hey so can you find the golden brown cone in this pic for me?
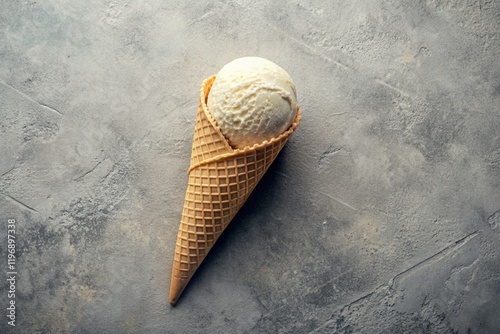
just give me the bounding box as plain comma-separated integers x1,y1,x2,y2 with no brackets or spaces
169,75,301,305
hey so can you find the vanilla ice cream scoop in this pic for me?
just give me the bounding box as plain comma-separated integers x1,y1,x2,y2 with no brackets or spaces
207,57,298,149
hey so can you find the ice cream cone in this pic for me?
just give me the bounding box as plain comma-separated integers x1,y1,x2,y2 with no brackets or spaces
169,75,301,305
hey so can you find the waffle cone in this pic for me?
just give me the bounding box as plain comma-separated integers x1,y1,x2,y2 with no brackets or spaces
169,75,301,305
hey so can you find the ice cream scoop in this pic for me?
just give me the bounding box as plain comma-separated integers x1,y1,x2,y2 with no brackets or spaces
207,57,298,149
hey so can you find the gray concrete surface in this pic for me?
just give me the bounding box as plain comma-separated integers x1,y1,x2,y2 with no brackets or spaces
1,0,499,333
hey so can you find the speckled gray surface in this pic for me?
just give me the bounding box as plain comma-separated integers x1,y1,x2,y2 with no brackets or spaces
1,0,499,333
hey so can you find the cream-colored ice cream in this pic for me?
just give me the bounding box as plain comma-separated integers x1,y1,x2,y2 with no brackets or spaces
207,57,298,149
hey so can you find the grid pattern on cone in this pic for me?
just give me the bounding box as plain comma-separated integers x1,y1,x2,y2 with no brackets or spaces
189,76,232,169
190,105,232,169
172,136,288,283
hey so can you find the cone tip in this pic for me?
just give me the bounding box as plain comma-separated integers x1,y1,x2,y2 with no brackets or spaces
169,278,184,306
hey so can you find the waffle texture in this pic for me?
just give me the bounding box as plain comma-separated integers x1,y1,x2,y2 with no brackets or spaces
169,75,301,305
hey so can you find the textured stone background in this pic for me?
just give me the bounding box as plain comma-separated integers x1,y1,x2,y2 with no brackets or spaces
1,0,499,333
